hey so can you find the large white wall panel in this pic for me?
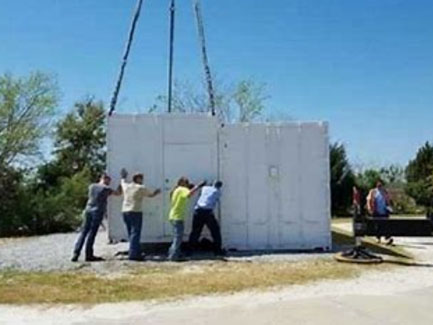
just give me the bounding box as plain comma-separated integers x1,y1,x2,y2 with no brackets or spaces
219,122,331,250
107,114,218,243
219,126,249,249
107,115,163,242
107,114,331,250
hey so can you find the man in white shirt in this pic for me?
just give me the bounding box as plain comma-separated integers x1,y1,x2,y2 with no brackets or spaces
120,168,161,261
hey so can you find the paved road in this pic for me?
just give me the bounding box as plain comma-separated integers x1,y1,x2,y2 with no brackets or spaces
2,285,433,325
81,287,433,325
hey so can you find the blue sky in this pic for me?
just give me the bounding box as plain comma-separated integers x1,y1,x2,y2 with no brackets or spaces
1,0,432,167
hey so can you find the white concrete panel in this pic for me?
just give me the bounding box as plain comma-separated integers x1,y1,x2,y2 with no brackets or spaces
107,115,163,242
163,114,216,144
107,114,218,243
219,122,330,250
278,124,303,248
265,126,284,249
299,122,331,249
246,126,269,249
219,125,249,249
107,114,331,251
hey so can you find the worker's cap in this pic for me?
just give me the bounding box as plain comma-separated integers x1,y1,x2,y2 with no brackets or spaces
100,173,111,180
132,173,144,182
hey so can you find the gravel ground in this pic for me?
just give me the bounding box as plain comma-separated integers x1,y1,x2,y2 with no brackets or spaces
0,230,130,272
1,222,431,273
1,237,433,324
0,230,332,272
2,225,433,324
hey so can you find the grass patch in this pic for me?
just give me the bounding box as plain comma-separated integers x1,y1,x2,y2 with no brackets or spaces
331,217,352,224
0,259,384,305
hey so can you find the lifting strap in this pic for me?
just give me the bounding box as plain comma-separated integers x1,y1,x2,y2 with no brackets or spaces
192,0,216,116
108,0,216,117
109,0,144,116
167,0,176,113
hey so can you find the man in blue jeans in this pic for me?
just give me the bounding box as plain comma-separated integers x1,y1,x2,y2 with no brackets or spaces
72,174,121,262
189,181,224,255
168,177,205,261
120,168,161,261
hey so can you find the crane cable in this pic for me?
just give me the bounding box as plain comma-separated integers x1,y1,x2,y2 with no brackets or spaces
109,0,216,117
108,0,144,116
167,0,176,113
192,0,216,116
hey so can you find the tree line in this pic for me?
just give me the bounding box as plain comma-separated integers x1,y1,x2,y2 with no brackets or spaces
330,142,433,216
1,72,432,237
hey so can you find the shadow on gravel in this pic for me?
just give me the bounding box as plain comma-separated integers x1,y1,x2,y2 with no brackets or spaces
382,259,433,268
332,228,413,259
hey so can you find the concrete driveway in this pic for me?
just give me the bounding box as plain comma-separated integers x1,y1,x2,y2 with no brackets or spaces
91,287,433,325
2,285,433,325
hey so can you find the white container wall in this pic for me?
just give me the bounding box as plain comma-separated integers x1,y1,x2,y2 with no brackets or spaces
107,114,218,243
219,123,331,250
107,114,331,251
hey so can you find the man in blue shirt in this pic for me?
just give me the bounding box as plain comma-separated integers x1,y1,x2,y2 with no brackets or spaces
189,181,224,255
367,180,393,245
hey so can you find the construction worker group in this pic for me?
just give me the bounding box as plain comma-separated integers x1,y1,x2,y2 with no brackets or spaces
71,169,223,262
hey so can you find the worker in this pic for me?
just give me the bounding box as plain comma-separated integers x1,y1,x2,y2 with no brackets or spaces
168,177,205,261
120,168,161,261
189,181,224,255
367,180,393,245
71,173,121,262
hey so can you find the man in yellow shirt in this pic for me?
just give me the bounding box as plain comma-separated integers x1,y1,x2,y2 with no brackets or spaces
168,177,205,261
120,168,161,261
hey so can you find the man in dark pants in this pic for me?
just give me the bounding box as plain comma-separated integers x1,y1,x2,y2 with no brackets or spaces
72,174,121,262
367,180,394,245
189,181,224,255
120,168,161,261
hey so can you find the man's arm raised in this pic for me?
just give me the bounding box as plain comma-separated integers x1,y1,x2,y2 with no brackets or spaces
187,180,206,198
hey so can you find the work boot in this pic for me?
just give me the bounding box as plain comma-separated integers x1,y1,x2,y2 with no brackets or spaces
214,248,227,257
85,255,105,262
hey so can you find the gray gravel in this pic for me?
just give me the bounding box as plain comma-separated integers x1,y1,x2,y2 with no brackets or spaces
0,230,131,272
0,230,332,273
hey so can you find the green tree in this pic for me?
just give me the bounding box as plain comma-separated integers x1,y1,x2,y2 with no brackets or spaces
28,168,92,234
24,99,107,236
0,72,58,166
379,164,405,185
0,72,58,236
355,169,382,191
149,79,269,123
38,98,106,188
233,80,268,122
329,142,355,215
353,166,418,215
405,142,433,209
0,166,25,236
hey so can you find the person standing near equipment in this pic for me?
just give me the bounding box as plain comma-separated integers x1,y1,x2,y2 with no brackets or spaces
189,181,224,255
120,168,161,261
72,174,121,262
168,177,205,261
367,180,393,245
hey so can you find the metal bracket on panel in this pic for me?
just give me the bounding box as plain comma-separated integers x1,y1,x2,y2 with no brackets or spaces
268,165,279,179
